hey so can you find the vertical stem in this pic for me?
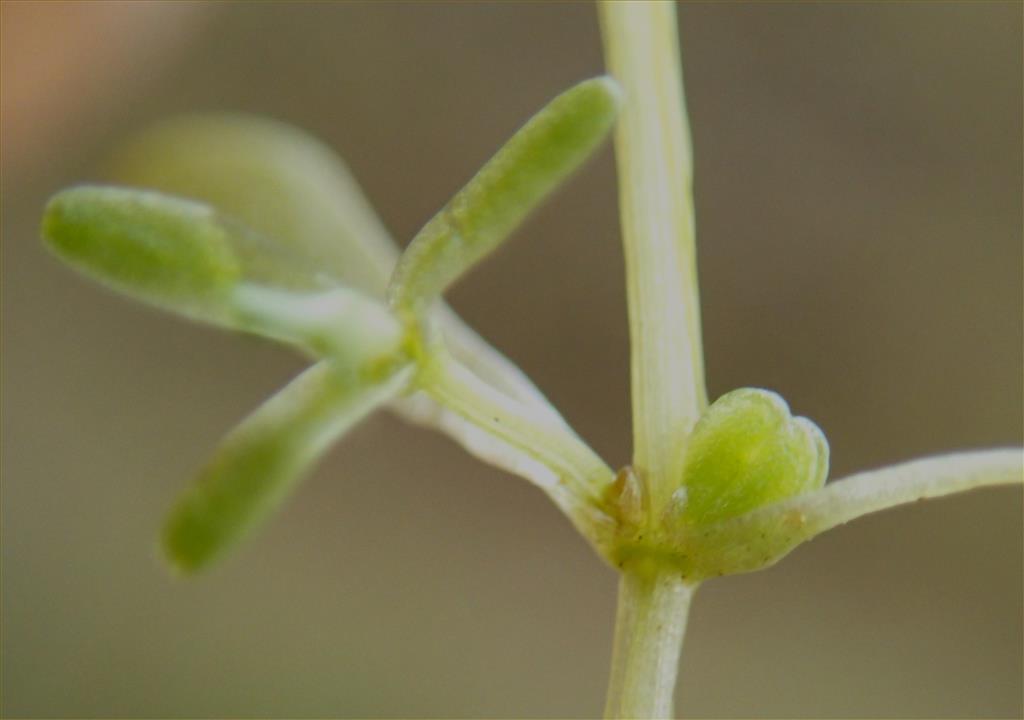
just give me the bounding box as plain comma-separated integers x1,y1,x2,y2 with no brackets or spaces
599,0,707,516
600,2,703,715
605,566,696,719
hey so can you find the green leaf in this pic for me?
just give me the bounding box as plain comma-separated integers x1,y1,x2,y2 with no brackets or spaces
164,359,412,573
44,186,240,325
106,115,577,402
107,114,583,413
108,114,399,298
387,76,622,315
42,185,340,329
676,388,829,526
101,113,611,515
678,448,1022,579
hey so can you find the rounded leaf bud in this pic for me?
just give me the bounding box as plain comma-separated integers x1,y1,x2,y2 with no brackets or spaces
678,388,829,526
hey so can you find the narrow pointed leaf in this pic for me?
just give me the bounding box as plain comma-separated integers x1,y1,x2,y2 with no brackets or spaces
388,76,622,315
164,359,412,573
677,448,1022,579
109,114,398,297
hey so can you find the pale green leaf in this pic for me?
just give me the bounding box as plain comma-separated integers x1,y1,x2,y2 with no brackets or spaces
102,115,607,500
109,114,573,415
44,186,322,321
675,448,1022,579
43,186,240,322
109,114,398,297
164,359,412,573
43,185,345,329
387,76,622,315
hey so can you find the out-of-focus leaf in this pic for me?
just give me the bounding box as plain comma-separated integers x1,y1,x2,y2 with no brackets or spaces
164,359,412,573
109,114,568,412
102,116,607,504
109,114,398,297
388,76,621,315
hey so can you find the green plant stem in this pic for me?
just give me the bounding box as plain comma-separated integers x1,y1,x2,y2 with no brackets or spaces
599,2,705,715
605,566,696,719
599,0,706,517
420,346,616,542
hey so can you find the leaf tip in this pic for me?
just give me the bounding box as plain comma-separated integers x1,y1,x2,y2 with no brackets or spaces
41,185,243,318
160,507,215,577
593,74,624,112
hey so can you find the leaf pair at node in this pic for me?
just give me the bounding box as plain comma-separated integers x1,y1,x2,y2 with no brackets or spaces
43,77,623,572
608,387,1020,581
41,71,1022,583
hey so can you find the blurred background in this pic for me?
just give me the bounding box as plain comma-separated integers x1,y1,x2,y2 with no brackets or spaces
2,1,1021,717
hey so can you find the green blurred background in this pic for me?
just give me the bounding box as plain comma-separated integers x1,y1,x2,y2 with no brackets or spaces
2,1,1021,717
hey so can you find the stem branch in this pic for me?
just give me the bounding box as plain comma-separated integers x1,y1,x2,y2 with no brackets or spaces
420,346,616,544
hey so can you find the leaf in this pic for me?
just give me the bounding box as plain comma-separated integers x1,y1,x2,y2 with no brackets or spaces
103,115,607,501
43,185,347,330
676,448,1023,579
676,388,828,525
109,114,572,412
387,76,622,315
108,114,398,297
164,359,412,573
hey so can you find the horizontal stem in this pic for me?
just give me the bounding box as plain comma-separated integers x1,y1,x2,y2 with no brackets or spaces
678,448,1024,578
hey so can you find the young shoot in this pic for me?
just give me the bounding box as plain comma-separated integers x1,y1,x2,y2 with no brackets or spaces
41,4,1022,717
